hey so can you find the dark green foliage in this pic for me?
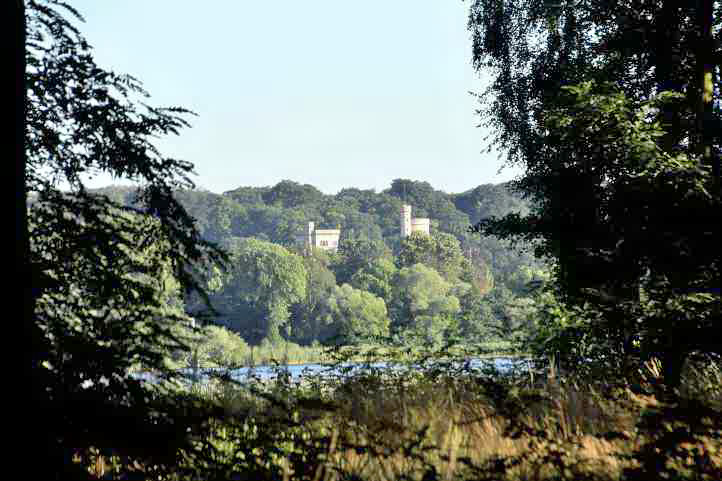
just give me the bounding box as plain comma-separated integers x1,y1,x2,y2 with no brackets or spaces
223,185,270,205
85,185,138,206
212,237,307,344
24,1,226,475
334,237,393,285
349,257,397,306
290,249,339,344
458,292,497,341
173,189,246,244
622,396,722,480
397,232,437,270
390,264,467,345
452,182,531,225
468,0,721,389
261,179,325,209
398,231,469,282
316,284,391,345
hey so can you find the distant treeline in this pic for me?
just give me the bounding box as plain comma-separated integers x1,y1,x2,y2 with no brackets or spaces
89,179,548,348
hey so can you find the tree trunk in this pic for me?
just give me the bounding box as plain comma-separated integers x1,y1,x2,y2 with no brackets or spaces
696,0,718,179
16,1,52,477
655,1,684,155
15,0,28,364
661,348,686,395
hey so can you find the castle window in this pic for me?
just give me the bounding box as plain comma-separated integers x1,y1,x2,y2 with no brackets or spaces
320,240,328,247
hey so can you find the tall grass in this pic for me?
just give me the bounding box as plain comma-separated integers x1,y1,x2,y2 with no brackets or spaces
79,353,722,480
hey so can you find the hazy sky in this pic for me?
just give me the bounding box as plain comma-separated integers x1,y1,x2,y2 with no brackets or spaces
69,0,521,195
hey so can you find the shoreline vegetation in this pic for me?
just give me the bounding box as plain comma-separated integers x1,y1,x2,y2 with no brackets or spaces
89,353,722,480
129,341,525,373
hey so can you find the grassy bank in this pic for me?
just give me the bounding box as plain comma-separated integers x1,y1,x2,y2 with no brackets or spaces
82,354,721,480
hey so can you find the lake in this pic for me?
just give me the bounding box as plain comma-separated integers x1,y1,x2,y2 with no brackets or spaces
131,357,534,386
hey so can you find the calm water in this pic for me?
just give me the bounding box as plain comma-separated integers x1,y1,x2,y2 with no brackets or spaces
131,357,533,385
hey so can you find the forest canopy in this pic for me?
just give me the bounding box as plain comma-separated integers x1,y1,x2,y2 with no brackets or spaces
90,179,546,349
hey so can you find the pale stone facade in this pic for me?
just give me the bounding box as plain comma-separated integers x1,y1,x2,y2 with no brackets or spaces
400,204,430,238
297,221,341,252
401,205,412,238
297,205,427,252
410,217,430,235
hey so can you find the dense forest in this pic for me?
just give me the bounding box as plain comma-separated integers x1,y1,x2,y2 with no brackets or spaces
88,179,546,351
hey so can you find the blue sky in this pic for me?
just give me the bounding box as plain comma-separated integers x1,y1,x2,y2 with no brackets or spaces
70,0,521,195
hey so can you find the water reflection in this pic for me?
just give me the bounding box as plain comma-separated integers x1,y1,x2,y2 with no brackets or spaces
131,357,533,385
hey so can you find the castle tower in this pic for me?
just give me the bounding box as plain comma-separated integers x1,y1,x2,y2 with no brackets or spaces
401,204,412,238
307,221,315,248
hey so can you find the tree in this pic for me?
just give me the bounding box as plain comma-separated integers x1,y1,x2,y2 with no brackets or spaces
195,177,541,301
452,182,531,225
468,0,721,387
290,248,338,344
223,185,270,205
486,285,536,343
173,189,247,244
317,284,390,345
458,293,496,342
349,257,398,306
24,2,225,475
397,231,436,269
215,237,307,344
335,187,379,213
397,232,467,281
391,264,467,346
165,323,250,370
262,179,326,208
333,237,392,285
463,247,495,295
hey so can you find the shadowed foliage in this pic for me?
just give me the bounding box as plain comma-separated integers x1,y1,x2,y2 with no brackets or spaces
23,1,229,477
468,0,721,390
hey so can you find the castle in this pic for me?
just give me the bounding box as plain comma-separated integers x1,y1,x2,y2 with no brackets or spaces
400,204,430,238
296,222,341,252
297,203,429,253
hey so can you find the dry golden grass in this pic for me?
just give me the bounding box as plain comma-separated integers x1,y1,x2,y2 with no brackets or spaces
268,370,636,480
75,357,722,480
